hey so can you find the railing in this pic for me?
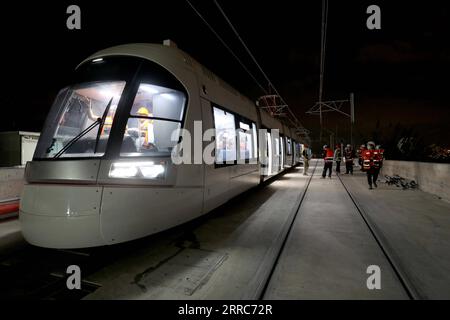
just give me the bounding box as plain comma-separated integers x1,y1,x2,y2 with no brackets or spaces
0,198,20,220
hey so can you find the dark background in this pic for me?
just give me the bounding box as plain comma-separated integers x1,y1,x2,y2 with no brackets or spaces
0,0,449,161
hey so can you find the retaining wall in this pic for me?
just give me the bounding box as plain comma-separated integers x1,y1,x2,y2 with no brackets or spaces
0,167,25,201
382,160,450,203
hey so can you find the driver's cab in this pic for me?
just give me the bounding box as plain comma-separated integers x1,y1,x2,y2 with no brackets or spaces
28,55,187,184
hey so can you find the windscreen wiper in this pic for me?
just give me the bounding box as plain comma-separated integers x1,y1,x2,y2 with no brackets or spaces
53,97,113,159
94,97,114,154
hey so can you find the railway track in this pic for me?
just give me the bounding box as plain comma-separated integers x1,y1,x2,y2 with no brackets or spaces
336,173,422,299
258,161,318,299
1,161,420,300
261,161,422,299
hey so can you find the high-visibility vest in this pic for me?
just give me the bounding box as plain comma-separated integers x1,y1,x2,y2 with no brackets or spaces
358,147,366,158
362,150,373,171
345,150,354,162
373,149,384,168
324,148,334,163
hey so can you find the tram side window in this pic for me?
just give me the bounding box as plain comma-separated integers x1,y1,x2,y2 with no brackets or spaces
120,83,186,157
252,123,258,159
213,107,237,164
287,138,292,155
238,121,253,161
275,137,280,155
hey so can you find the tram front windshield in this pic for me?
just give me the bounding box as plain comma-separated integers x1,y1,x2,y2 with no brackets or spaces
34,56,187,160
38,81,126,158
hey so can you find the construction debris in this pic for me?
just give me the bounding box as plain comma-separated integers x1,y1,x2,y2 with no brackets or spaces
384,175,418,190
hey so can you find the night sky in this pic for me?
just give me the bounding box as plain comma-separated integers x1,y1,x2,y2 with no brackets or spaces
1,1,449,155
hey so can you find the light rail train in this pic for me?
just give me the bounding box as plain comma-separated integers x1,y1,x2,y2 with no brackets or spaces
20,41,305,248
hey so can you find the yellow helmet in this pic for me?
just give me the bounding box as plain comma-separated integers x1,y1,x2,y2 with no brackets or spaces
105,115,113,125
137,107,149,116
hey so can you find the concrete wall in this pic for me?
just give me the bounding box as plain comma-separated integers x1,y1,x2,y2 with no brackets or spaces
0,167,25,201
382,160,450,203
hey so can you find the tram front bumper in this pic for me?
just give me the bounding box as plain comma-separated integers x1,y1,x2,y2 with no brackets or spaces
19,184,105,248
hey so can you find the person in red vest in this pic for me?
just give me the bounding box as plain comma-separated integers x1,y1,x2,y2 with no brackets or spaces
357,144,366,170
362,141,380,189
321,144,334,179
375,145,384,168
344,144,355,174
334,144,342,174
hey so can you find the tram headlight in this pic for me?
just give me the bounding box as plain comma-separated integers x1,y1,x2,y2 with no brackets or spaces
109,161,166,179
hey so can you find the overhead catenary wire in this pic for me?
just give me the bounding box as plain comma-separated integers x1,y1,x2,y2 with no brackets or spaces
213,0,304,127
318,0,329,140
185,0,269,95
213,1,279,99
187,0,308,136
319,0,329,105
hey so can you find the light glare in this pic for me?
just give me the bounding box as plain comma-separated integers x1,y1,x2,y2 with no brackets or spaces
140,84,159,94
109,162,165,179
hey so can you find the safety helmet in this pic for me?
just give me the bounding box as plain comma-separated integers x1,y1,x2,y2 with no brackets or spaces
346,144,351,148
136,107,149,116
367,141,375,149
323,144,328,149
376,145,381,149
361,144,365,148
105,115,113,125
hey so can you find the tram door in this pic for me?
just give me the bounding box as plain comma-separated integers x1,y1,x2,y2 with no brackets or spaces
273,136,279,174
267,132,273,176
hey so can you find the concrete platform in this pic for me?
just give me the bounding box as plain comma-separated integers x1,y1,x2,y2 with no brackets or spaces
84,160,450,300
263,165,408,299
84,165,314,299
340,170,450,299
0,218,26,256
5,159,448,299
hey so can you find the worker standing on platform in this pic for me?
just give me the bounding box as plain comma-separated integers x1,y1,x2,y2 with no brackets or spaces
344,144,355,174
357,144,366,170
321,144,334,179
302,144,312,176
375,145,384,169
334,144,342,174
362,141,380,189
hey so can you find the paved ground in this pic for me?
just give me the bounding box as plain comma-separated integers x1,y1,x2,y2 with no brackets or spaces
340,169,450,299
82,161,450,299
2,160,449,299
85,165,314,299
0,218,25,256
263,164,408,299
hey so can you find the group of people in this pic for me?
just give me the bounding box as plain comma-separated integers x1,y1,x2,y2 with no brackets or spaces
357,142,385,189
320,143,358,179
301,141,384,190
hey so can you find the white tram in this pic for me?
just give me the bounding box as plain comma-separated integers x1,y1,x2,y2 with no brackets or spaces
20,42,304,248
